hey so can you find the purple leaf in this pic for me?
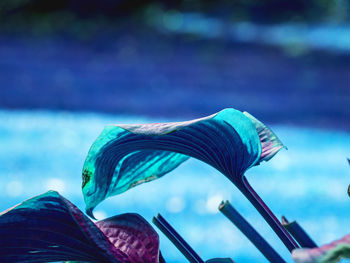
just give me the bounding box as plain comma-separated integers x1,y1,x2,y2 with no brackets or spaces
0,191,161,263
96,214,160,263
292,234,350,263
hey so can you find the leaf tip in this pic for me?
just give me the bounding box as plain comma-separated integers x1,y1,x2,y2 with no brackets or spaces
243,111,286,164
86,207,96,220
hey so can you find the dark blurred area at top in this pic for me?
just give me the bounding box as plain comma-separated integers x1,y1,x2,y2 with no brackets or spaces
0,0,349,129
1,0,350,34
2,0,350,25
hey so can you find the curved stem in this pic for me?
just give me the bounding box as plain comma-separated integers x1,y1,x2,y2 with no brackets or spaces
237,176,299,252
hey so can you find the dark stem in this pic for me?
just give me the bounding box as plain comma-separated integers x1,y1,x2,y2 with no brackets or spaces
159,251,167,263
236,176,299,252
219,200,286,263
153,214,204,263
281,216,317,248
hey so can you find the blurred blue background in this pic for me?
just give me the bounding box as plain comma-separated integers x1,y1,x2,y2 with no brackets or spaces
0,1,349,262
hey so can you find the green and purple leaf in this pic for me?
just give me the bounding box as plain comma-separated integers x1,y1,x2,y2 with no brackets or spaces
82,108,284,216
0,191,162,263
292,234,350,263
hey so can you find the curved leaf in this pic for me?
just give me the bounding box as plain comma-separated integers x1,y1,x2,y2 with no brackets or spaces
0,191,161,263
0,191,116,262
96,213,161,263
82,108,284,215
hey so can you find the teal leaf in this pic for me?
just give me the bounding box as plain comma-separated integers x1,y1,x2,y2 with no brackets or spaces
82,108,284,215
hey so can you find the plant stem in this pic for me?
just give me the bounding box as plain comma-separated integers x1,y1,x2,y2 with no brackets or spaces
281,216,317,248
219,200,286,263
236,176,299,252
153,214,204,263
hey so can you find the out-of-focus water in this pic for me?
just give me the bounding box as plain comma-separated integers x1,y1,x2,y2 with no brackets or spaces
0,110,349,263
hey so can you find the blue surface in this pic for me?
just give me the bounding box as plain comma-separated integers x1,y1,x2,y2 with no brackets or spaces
1,34,349,130
0,109,349,262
